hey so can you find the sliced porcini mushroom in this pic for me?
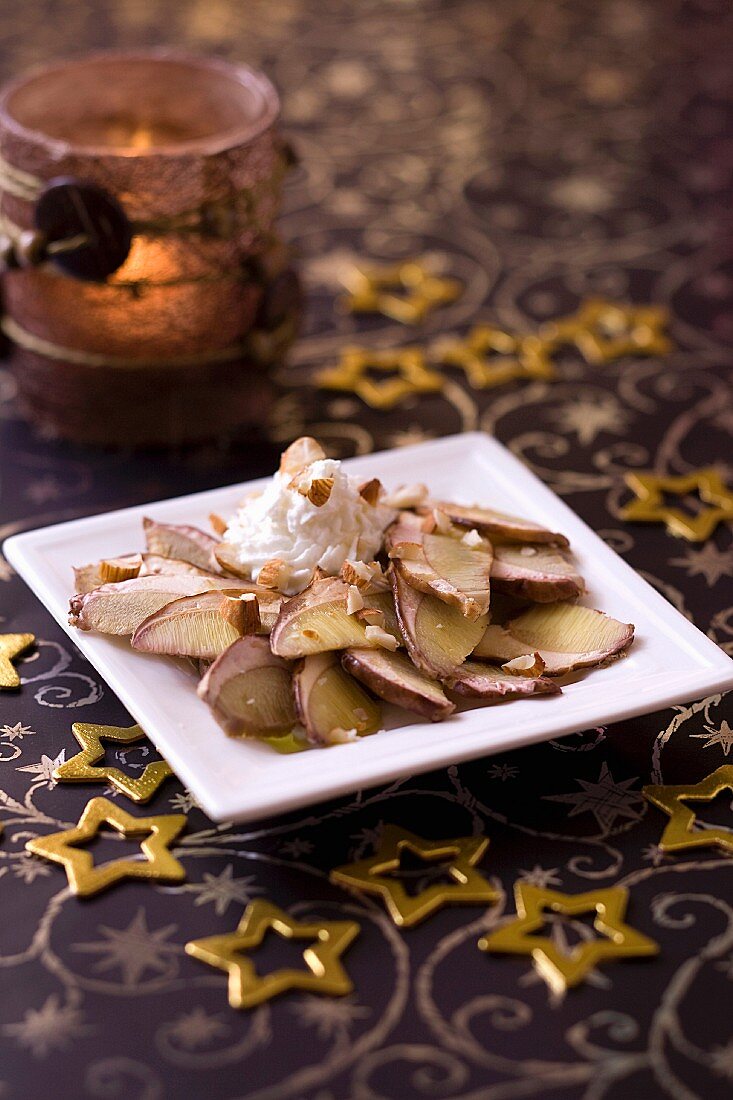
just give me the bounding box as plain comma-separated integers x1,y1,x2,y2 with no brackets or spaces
270,576,400,659
73,553,145,594
387,521,492,621
197,636,296,738
140,554,222,579
143,517,221,572
342,647,455,721
423,501,569,548
491,544,584,602
279,436,327,477
131,590,251,659
293,651,381,744
390,566,488,679
473,603,634,675
69,574,246,635
363,589,403,644
99,554,142,584
445,660,561,700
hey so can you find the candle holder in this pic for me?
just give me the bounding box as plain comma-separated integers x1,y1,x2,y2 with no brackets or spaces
0,50,300,446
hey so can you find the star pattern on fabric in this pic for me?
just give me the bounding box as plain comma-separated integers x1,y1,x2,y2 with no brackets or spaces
670,542,733,585
185,899,360,1009
691,721,733,757
316,345,444,408
543,763,644,832
342,259,462,324
3,995,91,1059
72,908,180,988
175,865,265,916
549,395,630,444
642,765,733,854
53,722,173,803
0,633,35,690
540,299,672,363
479,883,658,995
25,796,187,897
330,824,498,927
431,325,555,389
621,467,733,542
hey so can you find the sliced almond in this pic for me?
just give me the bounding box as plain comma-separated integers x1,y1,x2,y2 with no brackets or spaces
279,436,327,477
197,636,295,738
445,660,561,700
387,521,492,621
293,651,382,744
257,558,291,590
423,502,569,548
491,544,584,602
99,554,142,584
391,566,487,679
364,624,399,651
143,517,221,572
342,648,455,721
131,590,250,659
290,469,335,507
209,513,228,536
346,585,365,615
501,652,546,677
358,478,383,506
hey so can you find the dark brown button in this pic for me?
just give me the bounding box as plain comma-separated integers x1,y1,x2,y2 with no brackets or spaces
34,177,132,281
256,269,302,331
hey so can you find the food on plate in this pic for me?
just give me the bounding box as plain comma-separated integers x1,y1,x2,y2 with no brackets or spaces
68,436,635,750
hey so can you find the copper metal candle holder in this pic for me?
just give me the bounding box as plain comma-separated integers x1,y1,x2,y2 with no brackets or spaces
0,50,300,446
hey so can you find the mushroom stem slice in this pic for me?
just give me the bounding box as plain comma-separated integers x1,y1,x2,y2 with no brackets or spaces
424,501,569,548
69,574,244,635
198,636,296,738
390,566,488,679
446,660,561,699
491,545,584,602
143,517,221,572
387,522,492,621
293,651,382,745
131,590,252,659
342,647,455,721
270,576,401,658
503,603,635,675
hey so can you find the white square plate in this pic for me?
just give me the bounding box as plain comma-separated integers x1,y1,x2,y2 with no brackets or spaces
5,432,733,823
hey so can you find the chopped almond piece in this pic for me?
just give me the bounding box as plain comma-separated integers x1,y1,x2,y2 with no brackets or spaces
501,652,546,677
346,585,365,615
290,469,335,507
99,554,143,584
239,593,262,635
382,483,429,509
364,624,399,651
258,558,291,590
279,436,327,477
209,513,228,536
358,478,383,506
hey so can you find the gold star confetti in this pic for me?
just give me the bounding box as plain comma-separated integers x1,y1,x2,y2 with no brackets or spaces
431,326,556,389
25,796,187,897
620,467,733,541
643,765,733,854
0,633,35,690
540,299,672,364
479,883,658,995
342,259,462,324
54,722,173,803
316,346,444,409
186,899,359,1009
330,824,498,928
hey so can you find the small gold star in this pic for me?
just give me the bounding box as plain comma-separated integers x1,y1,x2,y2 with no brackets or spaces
25,796,187,897
540,299,672,364
316,346,444,409
342,259,462,324
643,765,733,854
431,326,556,389
479,883,658,995
329,824,498,928
54,723,173,803
0,633,35,690
620,467,733,541
186,899,359,1009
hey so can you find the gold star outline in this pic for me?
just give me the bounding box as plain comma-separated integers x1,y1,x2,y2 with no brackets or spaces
431,326,556,389
0,633,35,690
621,467,733,541
479,883,658,995
54,722,173,803
643,765,733,854
342,259,462,324
539,298,672,364
25,796,187,897
186,899,360,1009
329,824,498,928
316,346,444,409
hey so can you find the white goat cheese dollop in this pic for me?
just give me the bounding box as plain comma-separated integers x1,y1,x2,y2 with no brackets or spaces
223,459,395,594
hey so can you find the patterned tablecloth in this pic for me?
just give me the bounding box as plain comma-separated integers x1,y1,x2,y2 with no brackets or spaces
1,2,732,1097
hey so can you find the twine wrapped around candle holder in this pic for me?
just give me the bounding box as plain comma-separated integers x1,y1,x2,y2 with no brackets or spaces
0,50,300,446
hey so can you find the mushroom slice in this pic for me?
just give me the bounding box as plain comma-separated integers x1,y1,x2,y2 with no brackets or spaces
270,576,372,658
198,636,296,738
387,522,491,621
391,567,487,679
446,661,561,700
502,603,634,675
140,554,222,579
363,589,403,644
69,574,242,635
425,501,569,548
472,624,534,664
293,651,381,745
131,590,251,659
143,517,221,572
342,647,455,722
491,545,584,602
73,553,145,594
